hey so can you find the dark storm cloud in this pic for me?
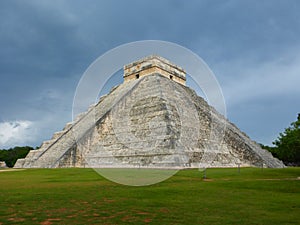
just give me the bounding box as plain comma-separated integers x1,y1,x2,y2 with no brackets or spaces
0,1,85,77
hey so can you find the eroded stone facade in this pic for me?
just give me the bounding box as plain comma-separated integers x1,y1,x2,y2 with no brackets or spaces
0,161,7,168
14,56,285,169
123,55,186,85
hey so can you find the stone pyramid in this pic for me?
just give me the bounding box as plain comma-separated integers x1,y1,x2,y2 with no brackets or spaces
15,56,284,169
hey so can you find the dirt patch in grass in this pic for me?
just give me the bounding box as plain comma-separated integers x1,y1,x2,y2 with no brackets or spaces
7,217,25,222
40,218,62,225
144,218,152,223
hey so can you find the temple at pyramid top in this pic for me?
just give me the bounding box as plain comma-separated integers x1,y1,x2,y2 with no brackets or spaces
123,55,186,85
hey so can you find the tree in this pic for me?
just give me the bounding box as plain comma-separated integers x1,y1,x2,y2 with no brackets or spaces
0,146,34,167
272,114,300,165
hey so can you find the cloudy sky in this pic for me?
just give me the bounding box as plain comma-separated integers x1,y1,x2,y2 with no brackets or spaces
0,0,299,149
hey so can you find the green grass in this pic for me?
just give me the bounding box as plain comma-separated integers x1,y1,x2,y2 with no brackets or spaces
0,167,299,224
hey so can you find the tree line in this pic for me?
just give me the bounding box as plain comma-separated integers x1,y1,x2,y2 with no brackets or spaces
0,146,34,167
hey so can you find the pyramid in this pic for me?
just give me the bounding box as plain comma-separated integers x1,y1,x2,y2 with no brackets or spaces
14,56,284,169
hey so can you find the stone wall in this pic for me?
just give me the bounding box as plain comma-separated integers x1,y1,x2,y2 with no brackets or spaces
0,161,7,168
123,55,186,85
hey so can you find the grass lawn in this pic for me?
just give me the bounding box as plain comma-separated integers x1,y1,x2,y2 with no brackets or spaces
0,167,299,224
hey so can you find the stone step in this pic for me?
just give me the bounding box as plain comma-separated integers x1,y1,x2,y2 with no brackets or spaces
26,78,143,168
